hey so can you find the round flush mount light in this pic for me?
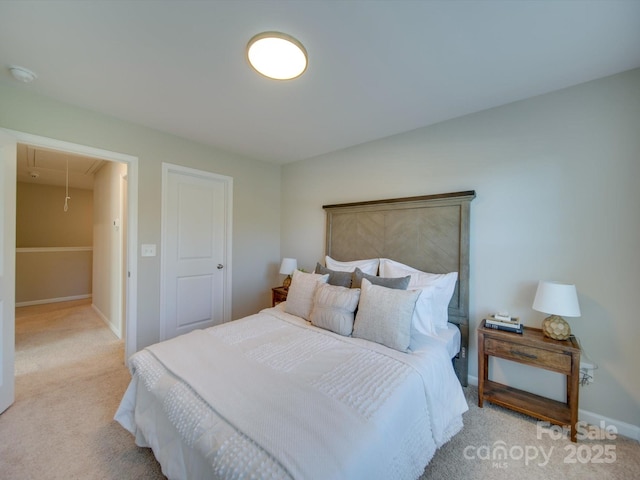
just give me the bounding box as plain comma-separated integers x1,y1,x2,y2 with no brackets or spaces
246,32,307,80
9,65,37,83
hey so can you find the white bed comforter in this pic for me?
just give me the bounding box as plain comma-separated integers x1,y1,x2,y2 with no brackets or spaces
115,306,468,480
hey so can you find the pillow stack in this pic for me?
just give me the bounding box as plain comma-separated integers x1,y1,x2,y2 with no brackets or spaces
281,256,458,353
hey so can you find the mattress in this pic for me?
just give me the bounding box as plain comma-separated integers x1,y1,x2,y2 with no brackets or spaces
116,306,468,480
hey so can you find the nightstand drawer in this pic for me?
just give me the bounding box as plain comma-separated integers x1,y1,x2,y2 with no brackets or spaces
484,337,571,374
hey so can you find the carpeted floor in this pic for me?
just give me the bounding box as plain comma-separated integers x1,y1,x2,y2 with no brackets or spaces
1,299,638,479
1,299,165,480
423,386,640,480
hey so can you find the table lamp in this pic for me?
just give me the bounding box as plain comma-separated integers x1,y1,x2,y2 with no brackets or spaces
532,280,581,340
279,258,297,289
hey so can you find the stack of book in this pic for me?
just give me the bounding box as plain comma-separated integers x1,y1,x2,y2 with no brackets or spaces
484,314,523,334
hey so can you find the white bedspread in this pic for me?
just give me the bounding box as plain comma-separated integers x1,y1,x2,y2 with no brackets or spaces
115,306,467,480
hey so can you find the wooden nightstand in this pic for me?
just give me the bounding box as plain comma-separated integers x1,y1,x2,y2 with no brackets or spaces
271,286,288,307
477,319,581,442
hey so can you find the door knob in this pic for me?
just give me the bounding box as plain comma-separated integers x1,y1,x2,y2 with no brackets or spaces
217,264,224,269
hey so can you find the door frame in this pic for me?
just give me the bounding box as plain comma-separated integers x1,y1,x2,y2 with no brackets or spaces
1,128,139,362
160,162,233,341
0,131,17,413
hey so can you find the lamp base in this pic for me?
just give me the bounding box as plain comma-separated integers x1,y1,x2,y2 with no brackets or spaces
541,315,571,340
283,275,292,290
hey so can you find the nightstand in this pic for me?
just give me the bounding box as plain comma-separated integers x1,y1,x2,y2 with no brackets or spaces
271,286,288,307
477,319,581,442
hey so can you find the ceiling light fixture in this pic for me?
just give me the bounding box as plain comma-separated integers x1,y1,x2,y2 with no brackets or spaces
9,65,37,83
246,32,307,80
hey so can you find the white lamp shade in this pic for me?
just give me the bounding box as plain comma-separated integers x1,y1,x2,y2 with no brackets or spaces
532,281,581,317
279,258,297,275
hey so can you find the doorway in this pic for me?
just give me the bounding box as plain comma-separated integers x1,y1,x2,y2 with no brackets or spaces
2,128,138,361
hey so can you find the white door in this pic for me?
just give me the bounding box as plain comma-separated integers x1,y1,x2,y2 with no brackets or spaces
160,164,232,340
0,132,16,413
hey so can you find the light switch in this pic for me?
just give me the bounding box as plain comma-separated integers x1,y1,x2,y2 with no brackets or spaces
141,244,156,257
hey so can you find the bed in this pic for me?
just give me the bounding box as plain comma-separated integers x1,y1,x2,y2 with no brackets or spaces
115,190,475,480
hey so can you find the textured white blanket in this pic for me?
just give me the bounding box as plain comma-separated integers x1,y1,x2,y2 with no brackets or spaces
116,307,467,479
147,328,382,479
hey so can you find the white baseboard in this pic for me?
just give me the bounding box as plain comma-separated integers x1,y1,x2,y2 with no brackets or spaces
578,409,640,442
16,294,92,308
91,303,122,339
466,374,640,442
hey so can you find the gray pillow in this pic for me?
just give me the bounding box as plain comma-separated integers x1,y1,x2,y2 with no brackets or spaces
351,267,410,290
352,279,420,352
315,263,352,288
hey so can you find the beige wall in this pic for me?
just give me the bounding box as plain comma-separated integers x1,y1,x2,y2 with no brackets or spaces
16,182,93,247
281,69,640,431
92,161,127,336
15,182,93,304
0,82,282,351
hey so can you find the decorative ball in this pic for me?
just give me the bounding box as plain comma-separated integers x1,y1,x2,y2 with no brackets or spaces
542,315,571,340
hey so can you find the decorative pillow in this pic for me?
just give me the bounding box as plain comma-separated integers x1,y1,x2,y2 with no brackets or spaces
285,269,329,320
315,263,353,288
309,283,361,336
350,267,410,290
352,279,420,352
325,255,379,275
379,258,458,331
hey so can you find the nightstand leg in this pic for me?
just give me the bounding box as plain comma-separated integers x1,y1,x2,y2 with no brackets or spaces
478,332,486,408
569,351,580,442
478,354,487,408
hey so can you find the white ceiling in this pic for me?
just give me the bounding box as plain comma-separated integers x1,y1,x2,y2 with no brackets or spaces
1,1,639,165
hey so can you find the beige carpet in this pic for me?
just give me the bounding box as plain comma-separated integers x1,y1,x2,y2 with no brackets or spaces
1,299,638,479
1,299,165,480
422,387,640,480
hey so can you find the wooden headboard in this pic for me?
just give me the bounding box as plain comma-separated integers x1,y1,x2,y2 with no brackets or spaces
323,190,475,386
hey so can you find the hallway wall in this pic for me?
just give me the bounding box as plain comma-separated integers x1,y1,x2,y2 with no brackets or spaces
92,161,127,337
15,182,93,305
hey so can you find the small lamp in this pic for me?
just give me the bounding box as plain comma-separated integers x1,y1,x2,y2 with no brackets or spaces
279,258,297,289
532,280,581,340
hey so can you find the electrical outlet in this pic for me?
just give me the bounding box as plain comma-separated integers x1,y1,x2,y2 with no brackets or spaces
580,360,594,385
580,367,594,385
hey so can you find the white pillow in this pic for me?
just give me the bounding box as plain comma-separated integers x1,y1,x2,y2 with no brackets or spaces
379,258,458,331
325,255,379,275
410,284,439,338
352,279,420,352
285,270,329,320
310,283,361,336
